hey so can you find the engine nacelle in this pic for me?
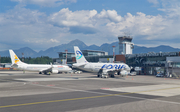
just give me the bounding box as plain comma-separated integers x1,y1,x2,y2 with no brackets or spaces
52,69,58,74
120,70,129,76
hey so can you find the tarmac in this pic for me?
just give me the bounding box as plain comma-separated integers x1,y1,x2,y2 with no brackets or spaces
1,71,180,112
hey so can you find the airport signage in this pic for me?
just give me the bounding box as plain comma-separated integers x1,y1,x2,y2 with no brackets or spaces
125,52,178,58
143,61,166,65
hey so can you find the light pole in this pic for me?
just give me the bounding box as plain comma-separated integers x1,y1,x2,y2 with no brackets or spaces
22,53,24,62
112,46,116,63
22,53,25,73
65,50,68,64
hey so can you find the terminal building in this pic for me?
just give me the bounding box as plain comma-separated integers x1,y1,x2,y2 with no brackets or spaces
54,52,75,64
82,50,108,56
125,52,180,77
54,50,108,64
53,36,180,77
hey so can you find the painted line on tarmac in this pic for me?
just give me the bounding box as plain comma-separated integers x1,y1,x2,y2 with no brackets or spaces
1,84,180,109
29,82,180,97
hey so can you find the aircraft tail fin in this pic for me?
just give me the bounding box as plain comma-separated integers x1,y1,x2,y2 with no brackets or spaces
74,46,88,63
9,50,24,65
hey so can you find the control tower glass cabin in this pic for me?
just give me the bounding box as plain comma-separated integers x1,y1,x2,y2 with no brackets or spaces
118,36,134,54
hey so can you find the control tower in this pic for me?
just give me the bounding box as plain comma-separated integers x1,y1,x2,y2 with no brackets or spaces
118,36,134,54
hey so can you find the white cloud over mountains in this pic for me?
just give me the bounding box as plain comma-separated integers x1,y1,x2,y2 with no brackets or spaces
48,8,166,38
0,0,180,51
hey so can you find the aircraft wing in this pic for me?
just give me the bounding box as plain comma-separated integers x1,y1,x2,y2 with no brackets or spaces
106,69,118,74
39,63,53,73
39,66,53,73
73,63,87,68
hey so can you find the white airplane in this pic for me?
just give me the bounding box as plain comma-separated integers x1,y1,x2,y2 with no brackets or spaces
9,50,72,74
73,46,131,78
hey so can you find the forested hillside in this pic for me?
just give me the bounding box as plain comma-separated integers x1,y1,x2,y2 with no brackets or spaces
0,56,52,64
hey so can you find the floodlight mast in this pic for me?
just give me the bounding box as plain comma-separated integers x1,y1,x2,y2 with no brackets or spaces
112,46,116,63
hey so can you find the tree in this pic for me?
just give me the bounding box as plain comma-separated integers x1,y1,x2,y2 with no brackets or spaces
1,57,52,64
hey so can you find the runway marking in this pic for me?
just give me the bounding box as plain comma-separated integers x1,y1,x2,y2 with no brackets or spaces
47,85,55,86
1,85,180,109
15,78,83,82
32,82,39,84
29,82,180,97
101,88,110,89
107,84,180,97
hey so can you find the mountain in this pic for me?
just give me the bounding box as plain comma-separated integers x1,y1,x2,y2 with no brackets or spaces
34,39,88,58
0,47,37,58
33,39,118,58
100,42,119,55
14,47,37,57
0,39,180,58
133,45,180,54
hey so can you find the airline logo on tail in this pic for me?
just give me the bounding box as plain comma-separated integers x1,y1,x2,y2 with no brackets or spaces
14,55,20,63
76,50,83,59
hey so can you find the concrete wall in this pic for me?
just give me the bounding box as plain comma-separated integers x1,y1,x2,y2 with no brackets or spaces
115,55,126,63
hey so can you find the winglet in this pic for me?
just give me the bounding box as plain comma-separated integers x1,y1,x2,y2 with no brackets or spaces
50,62,53,68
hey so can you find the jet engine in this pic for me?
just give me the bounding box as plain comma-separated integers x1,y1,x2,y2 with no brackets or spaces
120,70,128,76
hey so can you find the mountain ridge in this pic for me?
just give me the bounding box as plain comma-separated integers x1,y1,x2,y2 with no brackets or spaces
0,39,180,58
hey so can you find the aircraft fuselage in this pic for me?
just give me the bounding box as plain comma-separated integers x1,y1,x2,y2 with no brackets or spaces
73,63,130,73
14,64,71,72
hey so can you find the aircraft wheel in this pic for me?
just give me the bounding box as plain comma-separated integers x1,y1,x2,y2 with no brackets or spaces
101,74,104,78
110,74,114,78
97,72,102,78
39,72,42,74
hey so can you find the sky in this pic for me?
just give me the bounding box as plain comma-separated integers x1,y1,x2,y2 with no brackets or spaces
0,0,180,51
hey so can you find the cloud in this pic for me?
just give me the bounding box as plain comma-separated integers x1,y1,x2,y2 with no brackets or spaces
0,5,67,50
11,0,77,7
48,8,97,27
48,8,98,34
47,6,180,49
48,8,124,34
97,9,122,22
50,39,59,43
158,0,180,17
1,0,180,51
147,0,159,5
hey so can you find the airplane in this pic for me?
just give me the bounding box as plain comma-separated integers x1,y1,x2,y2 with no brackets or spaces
73,46,131,78
9,50,72,74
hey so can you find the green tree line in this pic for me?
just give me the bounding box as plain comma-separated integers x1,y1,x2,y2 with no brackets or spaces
0,56,53,64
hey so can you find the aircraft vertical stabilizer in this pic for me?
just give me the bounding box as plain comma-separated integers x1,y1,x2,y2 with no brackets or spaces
74,46,88,63
9,50,24,65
